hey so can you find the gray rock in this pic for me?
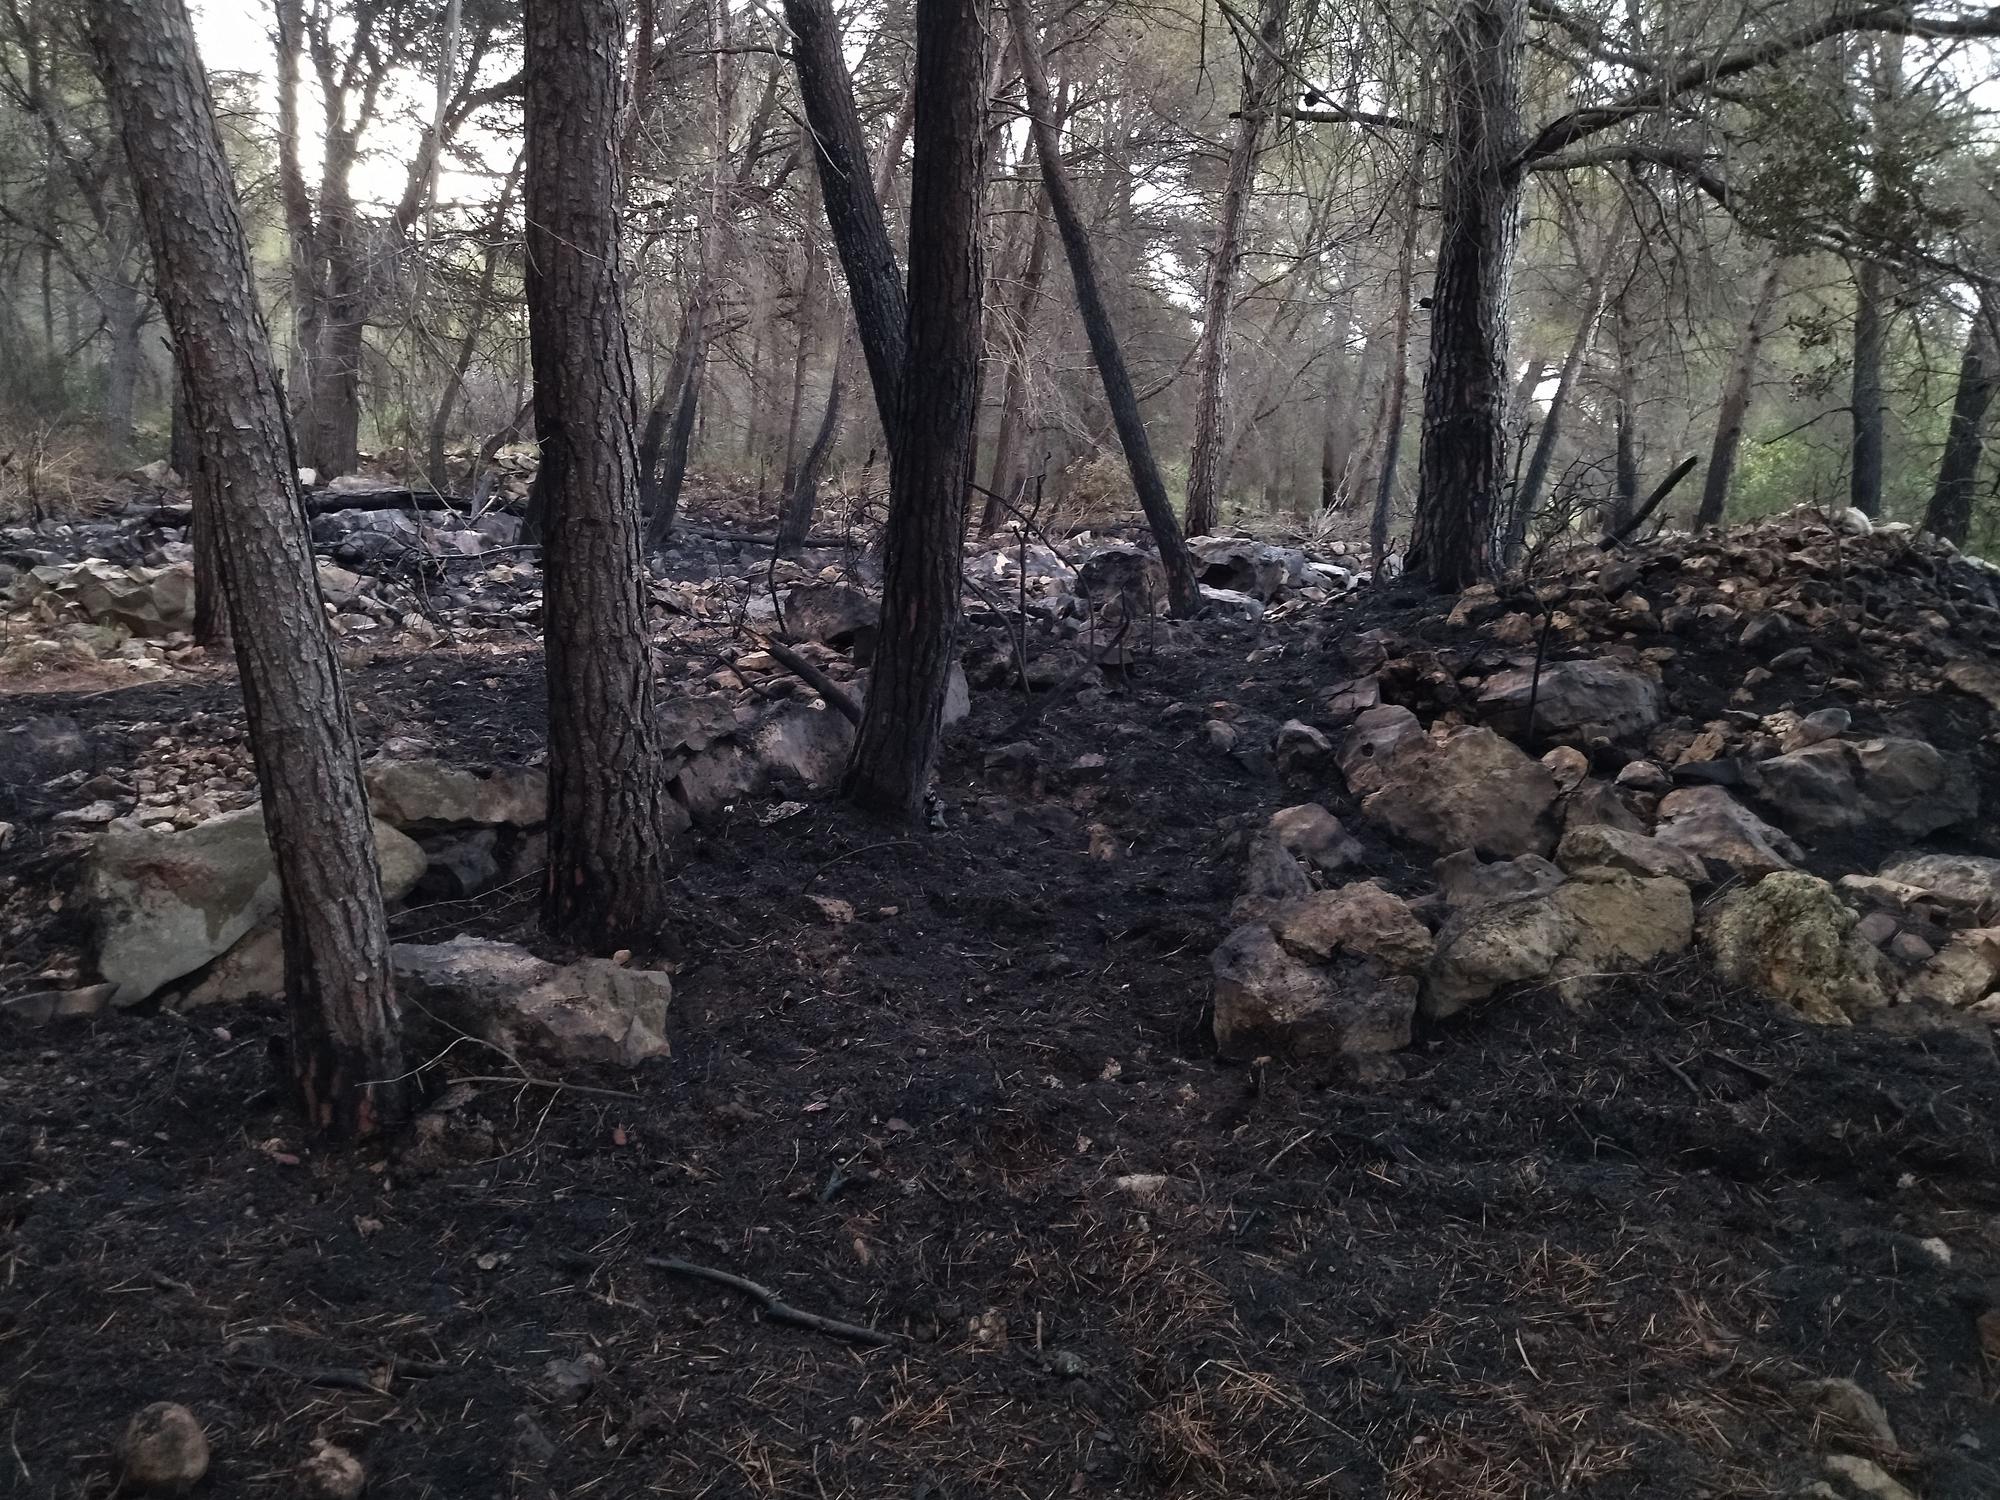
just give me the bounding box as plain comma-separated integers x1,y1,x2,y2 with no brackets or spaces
1555,824,1709,884
1357,724,1561,859
1,714,92,788
1274,720,1334,777
1700,873,1892,1024
1653,787,1802,880
419,828,503,896
393,936,671,1065
1750,736,1977,840
1077,544,1167,614
1476,657,1663,740
1191,538,1302,600
1337,705,1423,795
1435,850,1567,911
40,559,194,637
1231,831,1312,922
91,806,425,1005
782,581,880,656
1198,584,1265,622
1266,803,1365,874
1874,852,2000,921
364,759,547,828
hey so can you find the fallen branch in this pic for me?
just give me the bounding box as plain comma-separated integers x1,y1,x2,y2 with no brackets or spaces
1598,454,1698,548
644,1256,899,1347
220,1350,450,1394
762,638,863,725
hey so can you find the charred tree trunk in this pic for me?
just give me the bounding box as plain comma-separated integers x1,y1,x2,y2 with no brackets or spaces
101,274,145,449
1318,307,1359,512
1408,0,1525,592
779,337,847,554
524,0,684,949
843,0,988,818
980,192,1050,535
88,0,408,1140
783,0,907,446
1849,258,1887,518
1183,0,1287,538
1370,176,1421,576
1610,286,1641,534
1008,0,1200,615
641,303,708,547
1694,257,1784,529
1503,235,1618,569
1923,302,1998,547
428,160,521,494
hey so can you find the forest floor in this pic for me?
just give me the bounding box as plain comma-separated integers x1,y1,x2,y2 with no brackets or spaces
6,513,2000,1499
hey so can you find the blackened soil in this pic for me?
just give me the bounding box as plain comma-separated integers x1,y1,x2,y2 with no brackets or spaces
5,592,2000,1499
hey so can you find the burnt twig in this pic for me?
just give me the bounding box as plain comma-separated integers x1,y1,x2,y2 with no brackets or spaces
645,1256,899,1347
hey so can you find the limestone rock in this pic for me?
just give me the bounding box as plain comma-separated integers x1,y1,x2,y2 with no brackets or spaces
1555,824,1709,885
1274,720,1334,777
300,1441,367,1500
1750,736,1976,840
1265,803,1365,874
1231,831,1312,922
1,713,92,786
1336,704,1423,796
1476,656,1663,740
1652,787,1802,880
1425,868,1693,1016
91,806,425,1005
49,559,195,638
782,582,879,655
1192,538,1303,599
1899,928,2000,1008
364,758,547,828
116,1402,209,1494
1269,881,1435,972
392,936,672,1066
1435,850,1566,911
1076,544,1167,613
1209,923,1413,1059
1356,724,1561,858
1700,873,1892,1024
1875,852,2000,921
1795,1377,1897,1451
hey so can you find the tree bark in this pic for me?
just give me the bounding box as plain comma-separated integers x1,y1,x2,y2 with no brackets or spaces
1849,257,1887,518
842,0,988,820
1694,256,1784,529
1183,0,1288,538
427,159,522,494
1008,0,1200,615
1502,232,1619,569
1922,301,1997,547
1407,0,1526,592
1609,285,1641,534
88,0,408,1141
1370,176,1421,576
641,301,708,546
783,0,908,448
779,336,847,554
524,0,684,950
980,189,1049,535
1318,306,1359,511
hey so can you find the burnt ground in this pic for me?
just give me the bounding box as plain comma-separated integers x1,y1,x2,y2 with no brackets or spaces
7,572,2000,1499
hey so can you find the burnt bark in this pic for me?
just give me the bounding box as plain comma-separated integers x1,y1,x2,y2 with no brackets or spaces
1408,0,1526,592
783,0,908,447
524,0,684,949
1183,0,1288,538
88,0,407,1141
1694,257,1784,529
1849,258,1887,518
1370,177,1421,576
842,0,988,819
1923,302,1998,547
1609,286,1641,534
980,190,1050,535
1008,0,1200,616
779,338,846,554
427,159,522,494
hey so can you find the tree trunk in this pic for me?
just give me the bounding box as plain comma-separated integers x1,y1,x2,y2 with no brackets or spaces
1923,301,1997,547
524,0,684,950
641,302,708,546
428,159,522,494
1610,286,1641,534
780,215,823,497
1407,0,1526,592
1370,176,1421,576
980,190,1050,535
88,0,408,1141
1318,306,1358,511
1849,257,1887,518
779,336,847,554
842,0,988,819
100,275,145,449
1007,0,1200,616
1183,0,1287,538
1694,256,1784,529
1503,233,1619,569
783,0,907,447
168,366,197,478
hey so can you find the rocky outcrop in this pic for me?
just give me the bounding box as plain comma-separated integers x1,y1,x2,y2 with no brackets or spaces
1343,713,1560,858
1211,882,1431,1060
392,936,672,1066
90,806,425,1005
1750,737,1977,840
1700,873,1892,1024
1425,867,1693,1016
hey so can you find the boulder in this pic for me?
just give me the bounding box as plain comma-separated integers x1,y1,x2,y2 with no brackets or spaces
1425,868,1693,1016
1561,778,1648,836
392,936,671,1066
1,714,91,790
1900,929,2000,1009
1198,584,1265,622
1231,831,1312,922
1337,704,1423,795
48,559,195,637
1266,803,1365,874
782,582,879,657
91,806,425,1005
1652,787,1802,880
1750,736,1977,840
1434,850,1566,911
1555,824,1709,885
364,758,548,828
1273,720,1334,777
1874,852,2000,921
1210,883,1428,1060
752,700,856,786
1476,656,1664,740
1191,538,1303,600
1356,724,1561,858
1077,544,1167,613
1700,873,1892,1024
